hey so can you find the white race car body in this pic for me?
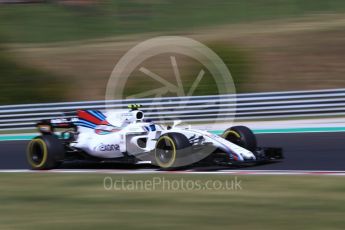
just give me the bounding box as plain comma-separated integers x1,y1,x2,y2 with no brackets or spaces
68,109,256,162
27,104,283,170
28,106,282,170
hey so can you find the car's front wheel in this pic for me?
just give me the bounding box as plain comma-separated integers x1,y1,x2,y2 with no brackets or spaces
154,133,191,169
223,126,257,152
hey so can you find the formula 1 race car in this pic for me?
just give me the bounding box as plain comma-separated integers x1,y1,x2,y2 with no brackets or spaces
26,105,283,170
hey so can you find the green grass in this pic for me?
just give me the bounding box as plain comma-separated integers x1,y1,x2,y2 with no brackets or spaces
1,0,345,43
0,174,344,229
0,46,70,105
121,43,251,98
204,43,253,94
2,1,345,104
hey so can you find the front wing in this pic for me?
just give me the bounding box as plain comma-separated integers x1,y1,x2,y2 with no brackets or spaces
205,147,283,167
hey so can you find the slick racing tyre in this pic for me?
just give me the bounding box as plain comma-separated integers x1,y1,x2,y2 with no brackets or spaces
223,126,257,152
26,135,65,170
154,133,191,169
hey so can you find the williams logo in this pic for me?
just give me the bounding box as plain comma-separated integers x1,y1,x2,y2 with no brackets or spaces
98,143,120,152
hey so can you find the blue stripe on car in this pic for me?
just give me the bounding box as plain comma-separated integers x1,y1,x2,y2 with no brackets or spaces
87,110,104,121
77,119,96,128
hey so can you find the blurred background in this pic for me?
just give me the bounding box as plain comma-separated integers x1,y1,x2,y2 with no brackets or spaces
1,0,345,104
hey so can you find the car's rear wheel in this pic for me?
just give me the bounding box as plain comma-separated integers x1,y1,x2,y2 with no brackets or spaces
223,126,257,152
154,133,191,168
27,135,65,170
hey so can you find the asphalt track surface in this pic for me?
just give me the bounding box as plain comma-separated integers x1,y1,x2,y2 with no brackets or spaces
0,132,344,171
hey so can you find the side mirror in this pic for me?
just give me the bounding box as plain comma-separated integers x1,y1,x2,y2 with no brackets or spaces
172,120,182,128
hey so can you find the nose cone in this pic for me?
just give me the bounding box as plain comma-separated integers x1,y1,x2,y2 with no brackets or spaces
231,151,256,162
233,146,256,161
241,153,256,161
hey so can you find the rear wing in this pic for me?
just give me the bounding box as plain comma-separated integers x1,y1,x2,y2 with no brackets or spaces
36,109,108,134
36,117,78,134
